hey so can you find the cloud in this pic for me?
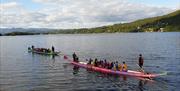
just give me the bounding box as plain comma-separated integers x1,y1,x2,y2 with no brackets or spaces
0,0,174,28
0,2,18,10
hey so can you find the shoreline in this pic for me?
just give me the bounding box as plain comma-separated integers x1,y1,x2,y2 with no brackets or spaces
0,31,179,36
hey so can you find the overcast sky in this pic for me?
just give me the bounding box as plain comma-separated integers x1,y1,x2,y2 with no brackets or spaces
0,0,179,29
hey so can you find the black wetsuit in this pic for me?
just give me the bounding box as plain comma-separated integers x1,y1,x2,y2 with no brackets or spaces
139,56,144,68
73,53,77,62
52,46,55,52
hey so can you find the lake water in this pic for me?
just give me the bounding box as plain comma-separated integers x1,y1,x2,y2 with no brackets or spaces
0,33,180,91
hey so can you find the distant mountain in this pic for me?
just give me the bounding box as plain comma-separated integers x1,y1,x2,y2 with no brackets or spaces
0,28,53,34
53,10,180,33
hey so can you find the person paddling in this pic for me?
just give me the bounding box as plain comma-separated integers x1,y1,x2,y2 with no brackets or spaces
115,61,119,71
138,54,144,72
31,45,34,50
122,62,127,72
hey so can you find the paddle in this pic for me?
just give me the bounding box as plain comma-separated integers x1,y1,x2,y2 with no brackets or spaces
136,64,145,72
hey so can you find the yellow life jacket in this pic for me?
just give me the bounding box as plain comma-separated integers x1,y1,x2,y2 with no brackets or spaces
118,64,122,71
113,66,116,71
122,64,127,71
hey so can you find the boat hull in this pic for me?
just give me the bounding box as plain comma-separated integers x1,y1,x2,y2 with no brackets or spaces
28,49,60,55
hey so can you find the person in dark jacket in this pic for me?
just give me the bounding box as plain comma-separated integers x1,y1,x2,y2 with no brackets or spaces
72,52,77,62
138,54,144,68
52,46,55,52
31,45,34,50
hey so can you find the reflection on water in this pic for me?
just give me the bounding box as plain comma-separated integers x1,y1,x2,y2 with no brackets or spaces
138,80,147,91
0,33,180,91
73,66,79,75
70,63,154,91
139,80,143,91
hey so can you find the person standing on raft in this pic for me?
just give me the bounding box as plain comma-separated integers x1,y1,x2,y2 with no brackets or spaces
138,54,144,72
72,52,78,62
52,46,55,53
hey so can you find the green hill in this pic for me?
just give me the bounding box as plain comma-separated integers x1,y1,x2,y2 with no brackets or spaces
54,10,180,33
4,32,39,36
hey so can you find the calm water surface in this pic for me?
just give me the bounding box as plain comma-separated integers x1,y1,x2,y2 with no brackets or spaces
0,33,180,91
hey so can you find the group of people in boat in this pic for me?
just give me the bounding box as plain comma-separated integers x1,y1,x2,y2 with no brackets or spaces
28,45,55,53
72,52,144,72
72,52,128,72
87,58,128,72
